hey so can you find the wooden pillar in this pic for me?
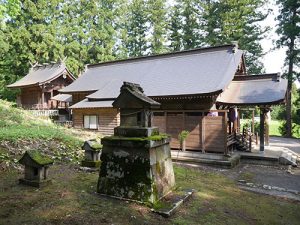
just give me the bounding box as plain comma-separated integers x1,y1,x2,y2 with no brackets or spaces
41,92,45,109
252,110,255,134
259,108,265,151
265,111,270,146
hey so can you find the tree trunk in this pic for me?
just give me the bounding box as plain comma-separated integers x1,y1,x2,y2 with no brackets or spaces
286,37,295,138
285,6,297,138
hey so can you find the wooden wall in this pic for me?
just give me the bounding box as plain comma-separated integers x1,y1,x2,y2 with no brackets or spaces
72,108,120,136
153,111,227,153
20,87,41,108
72,92,94,104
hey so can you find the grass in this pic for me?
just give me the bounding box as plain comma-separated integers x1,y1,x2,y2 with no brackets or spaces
0,164,299,225
0,100,100,167
269,120,282,136
241,119,300,138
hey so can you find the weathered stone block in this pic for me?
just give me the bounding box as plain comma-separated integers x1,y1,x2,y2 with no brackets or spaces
97,138,175,204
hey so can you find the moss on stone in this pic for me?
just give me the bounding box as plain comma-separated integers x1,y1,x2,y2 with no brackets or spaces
90,142,102,150
103,134,169,142
81,160,101,168
27,150,53,165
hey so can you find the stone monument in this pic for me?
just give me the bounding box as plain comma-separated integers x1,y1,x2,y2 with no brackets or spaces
19,150,53,187
97,82,175,204
81,139,102,168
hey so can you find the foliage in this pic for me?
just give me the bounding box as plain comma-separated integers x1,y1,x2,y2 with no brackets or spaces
178,130,190,144
122,0,149,57
148,0,168,54
201,0,268,73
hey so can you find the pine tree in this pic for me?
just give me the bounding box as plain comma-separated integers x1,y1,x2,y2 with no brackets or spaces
180,0,202,50
148,0,168,54
124,0,149,57
0,0,63,99
276,0,300,137
201,0,268,74
169,3,183,51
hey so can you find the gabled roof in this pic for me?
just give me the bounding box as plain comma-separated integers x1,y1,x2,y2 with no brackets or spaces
7,62,75,88
69,99,114,109
19,150,53,168
217,74,288,106
60,44,244,98
51,94,72,103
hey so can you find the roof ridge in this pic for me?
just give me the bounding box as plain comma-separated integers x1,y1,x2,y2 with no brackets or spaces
87,44,237,69
32,62,64,70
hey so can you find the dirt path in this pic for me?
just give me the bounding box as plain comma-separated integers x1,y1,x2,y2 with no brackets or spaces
269,136,300,154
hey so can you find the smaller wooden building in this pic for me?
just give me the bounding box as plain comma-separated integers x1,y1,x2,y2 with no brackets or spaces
7,62,75,110
19,150,53,187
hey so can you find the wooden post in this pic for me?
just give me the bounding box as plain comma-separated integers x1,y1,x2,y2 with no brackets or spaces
223,113,228,156
41,92,45,109
202,117,205,153
252,110,255,134
259,108,265,151
265,111,270,146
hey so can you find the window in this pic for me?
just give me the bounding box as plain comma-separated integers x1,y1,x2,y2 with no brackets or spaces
84,115,98,129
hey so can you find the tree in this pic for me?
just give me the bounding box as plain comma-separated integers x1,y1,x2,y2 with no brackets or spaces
201,0,268,73
0,0,62,100
123,0,149,57
148,0,168,54
276,0,300,137
168,3,183,51
181,0,202,50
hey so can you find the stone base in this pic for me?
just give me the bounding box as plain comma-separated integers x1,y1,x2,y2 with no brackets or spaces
97,137,175,204
81,160,101,168
114,126,159,137
19,178,51,188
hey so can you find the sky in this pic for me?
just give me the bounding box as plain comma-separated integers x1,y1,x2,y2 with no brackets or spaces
252,1,299,88
260,0,286,74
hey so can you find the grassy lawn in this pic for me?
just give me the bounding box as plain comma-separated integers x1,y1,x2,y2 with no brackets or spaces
0,164,299,225
269,120,282,136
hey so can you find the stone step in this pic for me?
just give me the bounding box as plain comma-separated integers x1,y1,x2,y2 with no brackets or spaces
279,151,298,167
171,154,240,168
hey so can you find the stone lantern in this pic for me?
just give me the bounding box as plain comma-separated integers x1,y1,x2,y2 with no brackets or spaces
97,82,175,204
81,139,102,168
19,150,53,187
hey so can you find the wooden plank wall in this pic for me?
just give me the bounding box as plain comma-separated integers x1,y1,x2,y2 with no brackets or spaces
73,108,120,136
72,92,94,104
203,116,225,153
20,87,41,108
153,111,227,153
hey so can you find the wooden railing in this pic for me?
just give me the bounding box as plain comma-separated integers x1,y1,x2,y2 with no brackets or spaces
28,110,59,117
54,121,73,128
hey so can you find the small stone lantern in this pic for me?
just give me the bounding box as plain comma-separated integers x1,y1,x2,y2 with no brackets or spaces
19,150,53,187
81,139,102,168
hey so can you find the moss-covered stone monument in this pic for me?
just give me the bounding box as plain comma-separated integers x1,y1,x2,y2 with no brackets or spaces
81,139,102,168
19,150,53,187
97,82,175,204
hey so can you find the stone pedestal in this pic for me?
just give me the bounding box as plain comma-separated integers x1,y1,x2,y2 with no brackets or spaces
97,135,175,203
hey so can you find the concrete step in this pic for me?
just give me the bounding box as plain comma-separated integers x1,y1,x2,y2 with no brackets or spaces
171,151,240,168
279,151,298,167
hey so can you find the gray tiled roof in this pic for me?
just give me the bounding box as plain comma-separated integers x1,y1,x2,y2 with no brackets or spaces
217,75,288,105
60,45,243,98
7,63,72,88
51,94,72,102
69,99,114,109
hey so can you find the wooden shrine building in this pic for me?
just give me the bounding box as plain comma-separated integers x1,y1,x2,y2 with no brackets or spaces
7,62,75,110
59,44,288,154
